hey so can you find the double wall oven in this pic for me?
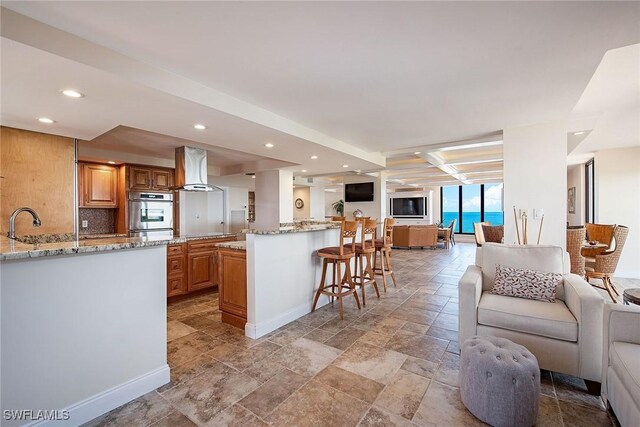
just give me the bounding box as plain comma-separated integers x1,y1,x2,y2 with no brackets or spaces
128,191,174,238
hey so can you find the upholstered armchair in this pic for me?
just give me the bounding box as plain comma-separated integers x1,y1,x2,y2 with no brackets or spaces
459,243,605,392
602,303,640,426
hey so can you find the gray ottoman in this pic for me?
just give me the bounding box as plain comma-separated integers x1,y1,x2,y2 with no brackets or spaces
460,336,540,427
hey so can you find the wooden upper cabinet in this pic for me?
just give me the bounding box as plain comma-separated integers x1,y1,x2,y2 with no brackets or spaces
129,166,152,191
152,169,173,191
79,163,118,208
127,165,174,192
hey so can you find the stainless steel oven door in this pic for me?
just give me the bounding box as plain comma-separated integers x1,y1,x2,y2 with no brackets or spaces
129,197,174,232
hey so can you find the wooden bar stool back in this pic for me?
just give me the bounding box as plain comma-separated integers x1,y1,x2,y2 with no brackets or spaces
372,217,398,290
312,220,361,319
352,218,380,306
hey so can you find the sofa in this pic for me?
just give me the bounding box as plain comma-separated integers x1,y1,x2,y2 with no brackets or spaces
602,303,640,427
459,243,605,391
392,225,438,249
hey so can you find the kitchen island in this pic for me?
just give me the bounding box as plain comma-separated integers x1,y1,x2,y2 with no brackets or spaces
0,234,174,427
242,222,341,338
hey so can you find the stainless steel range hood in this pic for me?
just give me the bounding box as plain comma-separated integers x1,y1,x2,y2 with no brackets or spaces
174,146,222,192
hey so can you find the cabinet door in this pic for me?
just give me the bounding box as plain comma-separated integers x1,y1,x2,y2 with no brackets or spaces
152,169,173,191
188,252,215,291
167,274,187,297
218,250,247,318
81,163,118,207
129,166,152,190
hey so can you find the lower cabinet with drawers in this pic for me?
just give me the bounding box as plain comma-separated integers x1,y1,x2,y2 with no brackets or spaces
166,236,237,298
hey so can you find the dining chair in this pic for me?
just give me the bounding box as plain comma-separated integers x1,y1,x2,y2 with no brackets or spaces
585,225,629,303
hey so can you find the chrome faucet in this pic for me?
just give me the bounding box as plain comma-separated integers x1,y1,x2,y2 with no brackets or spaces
7,207,42,239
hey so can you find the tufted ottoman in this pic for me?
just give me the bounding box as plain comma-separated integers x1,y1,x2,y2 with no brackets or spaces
460,336,540,427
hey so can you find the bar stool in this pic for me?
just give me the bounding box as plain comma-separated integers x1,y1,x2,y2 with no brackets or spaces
312,220,361,319
371,218,398,291
351,218,380,306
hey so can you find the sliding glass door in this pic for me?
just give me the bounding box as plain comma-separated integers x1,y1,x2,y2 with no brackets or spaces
442,185,460,233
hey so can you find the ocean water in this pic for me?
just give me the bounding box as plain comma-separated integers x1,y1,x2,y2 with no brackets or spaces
442,212,504,234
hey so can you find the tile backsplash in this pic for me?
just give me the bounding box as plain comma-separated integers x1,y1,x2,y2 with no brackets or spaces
79,208,116,235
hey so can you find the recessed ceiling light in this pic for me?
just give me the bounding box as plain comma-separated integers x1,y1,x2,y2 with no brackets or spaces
107,161,116,164
414,151,421,155
194,124,206,130
38,117,55,124
62,89,84,98
573,131,585,136
342,164,349,168
265,143,274,148
310,155,318,160
301,169,307,173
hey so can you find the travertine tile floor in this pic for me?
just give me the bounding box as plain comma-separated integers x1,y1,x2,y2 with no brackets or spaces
87,242,637,427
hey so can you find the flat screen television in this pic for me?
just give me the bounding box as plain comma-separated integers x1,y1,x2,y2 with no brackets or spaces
391,197,426,217
345,182,375,202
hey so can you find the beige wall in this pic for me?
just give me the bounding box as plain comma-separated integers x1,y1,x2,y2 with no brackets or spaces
595,146,640,279
0,127,75,235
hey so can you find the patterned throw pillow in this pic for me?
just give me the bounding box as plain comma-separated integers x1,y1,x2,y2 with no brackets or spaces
482,225,504,243
491,264,563,302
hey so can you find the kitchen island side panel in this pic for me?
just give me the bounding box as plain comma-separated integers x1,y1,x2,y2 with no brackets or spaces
245,228,340,338
0,245,168,426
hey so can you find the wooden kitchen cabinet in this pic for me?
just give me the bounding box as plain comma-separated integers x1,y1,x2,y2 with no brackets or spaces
188,251,216,291
79,162,118,208
127,165,174,192
167,236,237,300
167,243,187,297
217,247,247,329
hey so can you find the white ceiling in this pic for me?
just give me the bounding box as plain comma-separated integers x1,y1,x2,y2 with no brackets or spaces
569,43,640,160
4,1,639,154
1,2,639,187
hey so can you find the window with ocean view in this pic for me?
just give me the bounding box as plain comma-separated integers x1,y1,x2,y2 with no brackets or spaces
441,183,503,233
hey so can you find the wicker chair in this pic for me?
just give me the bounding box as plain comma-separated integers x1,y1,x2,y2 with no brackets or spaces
581,223,616,258
585,225,629,303
566,226,586,277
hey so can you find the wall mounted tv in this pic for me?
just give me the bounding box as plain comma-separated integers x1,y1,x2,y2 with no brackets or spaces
345,182,375,202
391,197,426,218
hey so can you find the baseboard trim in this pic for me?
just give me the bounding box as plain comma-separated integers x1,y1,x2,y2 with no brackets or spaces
245,297,328,339
28,365,170,427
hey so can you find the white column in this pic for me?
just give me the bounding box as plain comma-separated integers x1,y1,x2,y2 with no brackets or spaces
309,185,326,220
255,170,293,229
503,121,567,247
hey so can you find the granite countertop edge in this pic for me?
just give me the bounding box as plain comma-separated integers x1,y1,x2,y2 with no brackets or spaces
0,232,240,261
242,224,341,235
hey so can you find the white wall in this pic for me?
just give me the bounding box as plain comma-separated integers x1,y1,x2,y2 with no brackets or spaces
503,122,567,247
254,170,293,229
1,247,168,426
309,185,325,220
325,190,344,217
567,164,585,226
293,187,311,219
179,190,224,235
595,146,640,279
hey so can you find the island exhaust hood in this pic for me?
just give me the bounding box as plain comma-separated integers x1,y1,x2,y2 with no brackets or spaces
174,146,222,192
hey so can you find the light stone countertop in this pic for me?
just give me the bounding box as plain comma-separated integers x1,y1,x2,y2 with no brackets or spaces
0,231,240,261
214,241,247,250
242,223,341,235
0,234,176,261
